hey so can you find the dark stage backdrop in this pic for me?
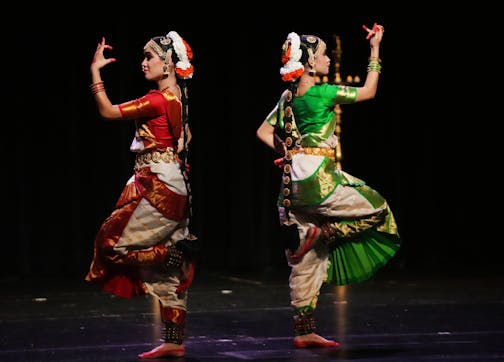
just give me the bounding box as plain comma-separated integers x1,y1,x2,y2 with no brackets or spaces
2,6,497,279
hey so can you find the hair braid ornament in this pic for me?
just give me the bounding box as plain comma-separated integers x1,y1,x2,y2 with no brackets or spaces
167,31,194,79
165,32,194,217
143,32,199,278
147,32,195,216
280,32,304,82
277,33,305,252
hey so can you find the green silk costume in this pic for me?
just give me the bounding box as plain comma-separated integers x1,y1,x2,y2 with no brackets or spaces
266,83,400,286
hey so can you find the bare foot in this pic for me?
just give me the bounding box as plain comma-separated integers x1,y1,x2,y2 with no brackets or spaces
137,343,185,359
294,333,340,348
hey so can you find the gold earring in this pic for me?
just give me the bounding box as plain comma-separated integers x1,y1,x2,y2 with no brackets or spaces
163,65,170,79
308,63,316,76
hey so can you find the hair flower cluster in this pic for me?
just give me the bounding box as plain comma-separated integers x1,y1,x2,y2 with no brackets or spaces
167,31,194,79
280,32,303,82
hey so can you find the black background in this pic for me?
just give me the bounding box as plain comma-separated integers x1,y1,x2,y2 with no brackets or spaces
3,6,498,279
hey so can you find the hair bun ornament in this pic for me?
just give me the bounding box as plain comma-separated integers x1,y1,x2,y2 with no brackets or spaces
167,31,194,79
280,32,303,82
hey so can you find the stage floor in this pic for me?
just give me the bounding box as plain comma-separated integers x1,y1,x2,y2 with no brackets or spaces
1,267,503,361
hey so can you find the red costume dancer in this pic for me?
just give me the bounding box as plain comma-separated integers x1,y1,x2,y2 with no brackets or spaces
86,31,198,359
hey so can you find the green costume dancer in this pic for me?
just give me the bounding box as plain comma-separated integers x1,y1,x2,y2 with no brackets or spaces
256,23,400,349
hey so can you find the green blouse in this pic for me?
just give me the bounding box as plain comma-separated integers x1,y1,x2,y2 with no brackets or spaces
266,83,360,206
267,83,357,147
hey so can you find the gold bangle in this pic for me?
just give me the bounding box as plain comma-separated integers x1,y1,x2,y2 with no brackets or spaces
90,81,106,95
90,81,104,88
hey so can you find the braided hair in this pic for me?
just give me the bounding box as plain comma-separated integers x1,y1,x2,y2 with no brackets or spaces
146,31,195,216
277,33,321,219
277,33,323,251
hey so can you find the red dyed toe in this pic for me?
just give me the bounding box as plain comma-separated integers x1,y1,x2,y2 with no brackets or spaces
294,339,340,348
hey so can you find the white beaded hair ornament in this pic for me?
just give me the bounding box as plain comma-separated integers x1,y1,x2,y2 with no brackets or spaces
167,31,194,79
280,32,303,82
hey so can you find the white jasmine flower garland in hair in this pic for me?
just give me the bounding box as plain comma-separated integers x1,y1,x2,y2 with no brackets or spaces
167,31,194,79
280,32,303,82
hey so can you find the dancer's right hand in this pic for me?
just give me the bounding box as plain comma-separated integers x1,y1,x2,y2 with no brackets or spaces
91,37,116,72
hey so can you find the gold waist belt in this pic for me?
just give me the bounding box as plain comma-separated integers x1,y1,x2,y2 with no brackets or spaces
134,148,179,170
288,147,335,160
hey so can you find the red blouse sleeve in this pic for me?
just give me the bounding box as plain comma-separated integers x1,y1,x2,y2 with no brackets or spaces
118,91,182,150
118,92,164,119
